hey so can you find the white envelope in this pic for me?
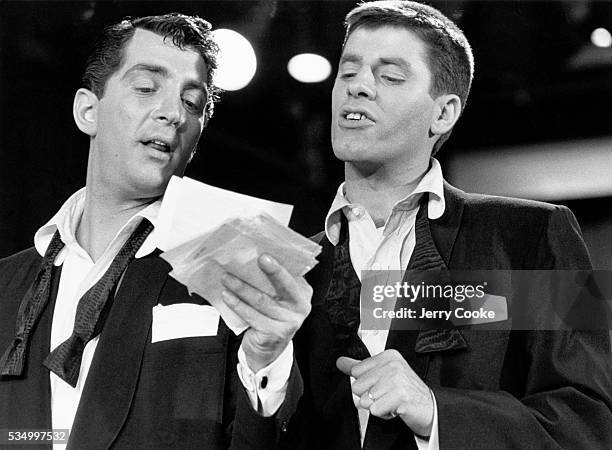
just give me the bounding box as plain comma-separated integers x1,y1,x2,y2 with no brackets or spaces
151,303,220,343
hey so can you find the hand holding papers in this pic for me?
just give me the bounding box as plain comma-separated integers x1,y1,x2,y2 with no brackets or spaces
158,176,320,336
161,213,320,334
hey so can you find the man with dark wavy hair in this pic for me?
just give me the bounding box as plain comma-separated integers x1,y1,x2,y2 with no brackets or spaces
283,1,612,449
0,13,309,448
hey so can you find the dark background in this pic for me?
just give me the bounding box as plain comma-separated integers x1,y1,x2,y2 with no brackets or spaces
1,1,611,267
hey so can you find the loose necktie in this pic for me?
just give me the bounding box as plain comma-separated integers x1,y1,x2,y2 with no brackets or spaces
0,230,65,376
43,218,153,387
0,218,153,388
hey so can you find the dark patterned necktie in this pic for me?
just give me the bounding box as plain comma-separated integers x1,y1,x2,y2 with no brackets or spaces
324,215,371,366
0,230,65,377
43,218,154,387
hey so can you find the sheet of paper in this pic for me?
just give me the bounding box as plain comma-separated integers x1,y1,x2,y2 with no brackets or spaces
161,213,321,335
156,176,294,251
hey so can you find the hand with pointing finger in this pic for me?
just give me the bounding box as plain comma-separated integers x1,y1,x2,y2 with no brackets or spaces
220,253,312,372
337,349,434,437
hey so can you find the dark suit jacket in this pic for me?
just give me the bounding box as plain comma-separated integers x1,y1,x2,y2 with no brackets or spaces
0,250,301,449
282,182,612,449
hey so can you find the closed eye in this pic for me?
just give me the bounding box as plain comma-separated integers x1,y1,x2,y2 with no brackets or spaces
381,75,404,83
134,86,156,94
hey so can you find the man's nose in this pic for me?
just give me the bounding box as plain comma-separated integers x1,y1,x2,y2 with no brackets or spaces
347,68,376,99
153,93,185,127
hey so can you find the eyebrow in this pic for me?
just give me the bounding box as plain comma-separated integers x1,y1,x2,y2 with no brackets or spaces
379,57,411,72
122,63,168,80
339,54,362,65
122,63,209,94
339,54,411,72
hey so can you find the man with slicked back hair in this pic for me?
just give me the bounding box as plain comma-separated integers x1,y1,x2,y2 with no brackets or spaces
0,13,310,449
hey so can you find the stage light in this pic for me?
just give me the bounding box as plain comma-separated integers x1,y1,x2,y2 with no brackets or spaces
212,28,257,91
591,27,612,48
287,53,332,83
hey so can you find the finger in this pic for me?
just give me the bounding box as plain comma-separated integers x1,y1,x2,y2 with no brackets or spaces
221,290,279,330
359,390,375,409
369,391,401,420
336,356,361,376
352,363,392,396
221,273,286,319
351,349,405,378
257,255,305,304
370,390,435,437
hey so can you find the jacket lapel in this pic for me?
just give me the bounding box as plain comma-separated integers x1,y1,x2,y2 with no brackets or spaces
430,181,465,267
68,255,169,449
385,185,468,362
414,183,468,356
0,262,61,432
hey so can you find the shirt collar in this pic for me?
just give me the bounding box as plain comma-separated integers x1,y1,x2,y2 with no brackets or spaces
324,158,445,245
34,187,162,259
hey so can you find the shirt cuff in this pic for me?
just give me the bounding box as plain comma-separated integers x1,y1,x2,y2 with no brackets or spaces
237,341,293,417
415,389,439,450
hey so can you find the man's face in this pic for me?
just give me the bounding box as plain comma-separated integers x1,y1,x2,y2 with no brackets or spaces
89,28,208,199
331,26,438,173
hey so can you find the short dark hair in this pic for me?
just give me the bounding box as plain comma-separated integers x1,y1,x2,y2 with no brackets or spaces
82,13,219,119
344,1,474,154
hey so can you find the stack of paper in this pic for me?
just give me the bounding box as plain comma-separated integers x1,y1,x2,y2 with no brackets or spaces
156,176,294,251
157,176,321,334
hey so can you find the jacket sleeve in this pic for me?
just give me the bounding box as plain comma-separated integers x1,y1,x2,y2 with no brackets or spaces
433,330,612,449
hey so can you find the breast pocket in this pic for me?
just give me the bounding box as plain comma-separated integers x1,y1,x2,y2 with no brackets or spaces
132,325,231,439
151,303,221,343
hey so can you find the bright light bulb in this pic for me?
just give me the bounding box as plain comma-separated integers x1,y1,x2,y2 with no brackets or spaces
591,27,612,48
287,53,332,83
212,28,257,91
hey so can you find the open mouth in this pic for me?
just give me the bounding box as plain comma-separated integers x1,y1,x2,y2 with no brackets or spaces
341,106,375,123
344,112,368,121
142,139,172,153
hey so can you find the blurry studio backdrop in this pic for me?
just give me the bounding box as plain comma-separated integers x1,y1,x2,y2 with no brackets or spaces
1,0,611,268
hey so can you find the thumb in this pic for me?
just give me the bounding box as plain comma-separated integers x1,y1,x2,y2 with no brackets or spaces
336,356,360,376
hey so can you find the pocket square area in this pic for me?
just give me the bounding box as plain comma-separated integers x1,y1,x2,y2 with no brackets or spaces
152,303,220,343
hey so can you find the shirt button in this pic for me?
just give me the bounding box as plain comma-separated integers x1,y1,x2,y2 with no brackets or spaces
351,207,362,218
260,376,268,389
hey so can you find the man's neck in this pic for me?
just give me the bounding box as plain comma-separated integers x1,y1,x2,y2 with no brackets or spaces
77,189,157,262
344,160,430,224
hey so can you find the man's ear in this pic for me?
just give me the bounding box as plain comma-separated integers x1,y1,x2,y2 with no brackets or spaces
187,147,197,165
202,100,214,129
73,88,99,137
430,94,462,137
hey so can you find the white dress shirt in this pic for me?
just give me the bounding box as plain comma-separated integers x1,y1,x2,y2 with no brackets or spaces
34,188,291,448
324,158,445,449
